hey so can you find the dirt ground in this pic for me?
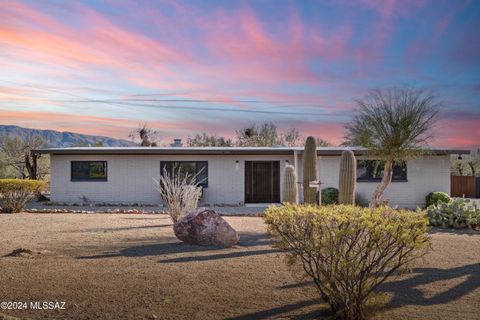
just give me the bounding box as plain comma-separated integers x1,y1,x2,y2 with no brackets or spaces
0,213,479,320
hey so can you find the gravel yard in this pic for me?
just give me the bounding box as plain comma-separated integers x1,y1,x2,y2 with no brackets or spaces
0,213,479,320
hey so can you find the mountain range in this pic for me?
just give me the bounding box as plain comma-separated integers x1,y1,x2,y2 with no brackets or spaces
0,125,135,147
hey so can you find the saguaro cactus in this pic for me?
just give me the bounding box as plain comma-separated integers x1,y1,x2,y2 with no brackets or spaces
338,150,357,205
303,136,317,204
283,165,297,204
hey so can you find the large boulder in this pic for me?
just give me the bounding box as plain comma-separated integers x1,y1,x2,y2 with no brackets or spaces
173,209,239,247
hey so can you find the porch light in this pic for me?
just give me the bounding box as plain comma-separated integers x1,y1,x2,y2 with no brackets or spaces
458,154,463,160
235,160,239,170
285,160,289,164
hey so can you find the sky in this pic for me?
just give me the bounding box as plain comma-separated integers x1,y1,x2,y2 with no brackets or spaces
0,0,479,147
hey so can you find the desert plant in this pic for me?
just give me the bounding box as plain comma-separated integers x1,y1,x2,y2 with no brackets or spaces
154,168,204,223
338,150,356,204
426,198,480,229
344,87,439,208
425,192,451,207
0,179,46,213
355,193,370,207
321,187,338,205
282,165,297,204
303,136,317,204
264,204,430,320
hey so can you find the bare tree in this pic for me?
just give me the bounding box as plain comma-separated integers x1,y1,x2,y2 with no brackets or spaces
314,137,332,147
457,163,465,175
467,155,480,176
451,153,480,176
236,122,279,147
0,135,48,180
344,87,439,207
280,128,301,147
187,133,232,147
129,123,159,147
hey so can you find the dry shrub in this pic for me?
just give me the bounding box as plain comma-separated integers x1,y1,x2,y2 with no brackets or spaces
0,179,46,213
154,169,203,223
264,204,431,320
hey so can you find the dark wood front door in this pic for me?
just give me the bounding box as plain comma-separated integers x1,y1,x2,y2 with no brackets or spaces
245,161,280,203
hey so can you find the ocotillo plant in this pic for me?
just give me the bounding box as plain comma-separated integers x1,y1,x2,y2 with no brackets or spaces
338,150,356,205
303,136,317,204
283,165,297,203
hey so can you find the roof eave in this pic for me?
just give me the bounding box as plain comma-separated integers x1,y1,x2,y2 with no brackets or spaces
32,147,471,156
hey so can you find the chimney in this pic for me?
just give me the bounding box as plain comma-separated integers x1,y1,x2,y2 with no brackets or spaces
170,138,183,147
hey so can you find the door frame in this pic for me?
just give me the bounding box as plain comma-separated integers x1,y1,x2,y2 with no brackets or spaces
244,160,280,203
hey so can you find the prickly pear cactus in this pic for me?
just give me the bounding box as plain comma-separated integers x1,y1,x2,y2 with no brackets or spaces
426,198,480,229
338,150,356,205
283,165,297,204
303,136,317,204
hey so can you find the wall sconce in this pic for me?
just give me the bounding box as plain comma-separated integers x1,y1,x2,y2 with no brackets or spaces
458,154,463,160
285,160,289,164
235,160,240,170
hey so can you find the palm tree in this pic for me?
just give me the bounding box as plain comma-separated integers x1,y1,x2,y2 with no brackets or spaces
344,87,439,207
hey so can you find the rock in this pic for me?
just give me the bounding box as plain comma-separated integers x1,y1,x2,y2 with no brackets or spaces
173,209,239,247
4,248,35,257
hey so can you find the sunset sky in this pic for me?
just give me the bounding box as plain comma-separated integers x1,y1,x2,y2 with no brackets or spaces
0,0,479,147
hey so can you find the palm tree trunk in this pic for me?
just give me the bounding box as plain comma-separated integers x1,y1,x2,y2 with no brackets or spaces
370,159,393,208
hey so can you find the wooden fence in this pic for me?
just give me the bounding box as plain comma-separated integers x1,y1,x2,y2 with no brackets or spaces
451,175,477,198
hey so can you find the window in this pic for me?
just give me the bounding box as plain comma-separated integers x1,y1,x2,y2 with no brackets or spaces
356,160,407,182
71,161,107,181
160,161,208,187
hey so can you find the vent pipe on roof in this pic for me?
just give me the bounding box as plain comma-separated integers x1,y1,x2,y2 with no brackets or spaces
170,138,183,147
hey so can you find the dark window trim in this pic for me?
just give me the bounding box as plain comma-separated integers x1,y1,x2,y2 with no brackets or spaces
160,161,208,188
71,161,108,182
356,160,408,183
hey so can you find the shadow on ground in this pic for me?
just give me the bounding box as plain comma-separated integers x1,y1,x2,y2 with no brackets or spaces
269,262,480,318
379,263,480,308
428,227,480,236
225,299,328,320
77,232,278,262
69,224,172,233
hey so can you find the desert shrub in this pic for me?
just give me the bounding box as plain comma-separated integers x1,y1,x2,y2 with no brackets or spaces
0,179,46,213
355,192,370,207
154,169,203,223
425,192,450,207
264,204,430,320
321,187,338,205
426,198,480,229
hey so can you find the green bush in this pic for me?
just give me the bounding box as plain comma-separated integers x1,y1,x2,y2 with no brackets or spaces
426,198,480,229
0,179,45,213
264,204,430,320
321,187,338,205
425,192,450,207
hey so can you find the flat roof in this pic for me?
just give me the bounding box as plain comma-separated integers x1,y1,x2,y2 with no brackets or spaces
33,146,471,156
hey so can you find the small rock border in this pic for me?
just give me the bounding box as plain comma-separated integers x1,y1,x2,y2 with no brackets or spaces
24,208,264,216
25,208,168,214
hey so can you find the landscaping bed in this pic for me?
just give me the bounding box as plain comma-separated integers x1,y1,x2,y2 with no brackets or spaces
0,213,479,320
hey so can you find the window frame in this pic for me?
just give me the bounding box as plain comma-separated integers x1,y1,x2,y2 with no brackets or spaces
356,159,407,183
71,161,108,182
160,161,208,188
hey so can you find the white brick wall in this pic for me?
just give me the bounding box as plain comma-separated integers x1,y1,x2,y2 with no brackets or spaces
50,154,294,205
314,155,451,208
50,153,450,207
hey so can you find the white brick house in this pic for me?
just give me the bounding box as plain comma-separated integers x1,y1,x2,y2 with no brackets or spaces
35,146,469,208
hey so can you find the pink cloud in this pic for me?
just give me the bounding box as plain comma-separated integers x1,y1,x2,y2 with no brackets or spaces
432,113,480,148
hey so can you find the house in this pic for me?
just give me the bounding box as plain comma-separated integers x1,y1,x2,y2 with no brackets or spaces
34,145,470,208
